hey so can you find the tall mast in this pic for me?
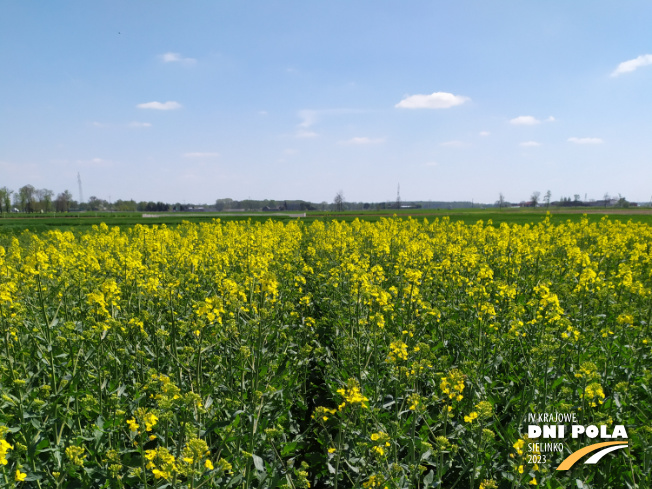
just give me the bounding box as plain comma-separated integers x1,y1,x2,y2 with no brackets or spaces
77,172,84,204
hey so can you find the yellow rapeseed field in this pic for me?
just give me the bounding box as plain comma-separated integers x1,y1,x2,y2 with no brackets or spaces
0,217,650,488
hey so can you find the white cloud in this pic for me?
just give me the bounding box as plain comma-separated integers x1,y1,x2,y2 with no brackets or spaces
160,52,196,64
128,121,151,128
395,91,470,109
440,140,464,147
520,141,541,147
568,137,603,145
295,108,361,132
611,54,652,77
137,101,182,110
295,129,318,138
510,115,555,125
422,161,438,167
510,115,540,125
183,152,220,158
283,149,299,155
479,131,490,137
340,137,384,145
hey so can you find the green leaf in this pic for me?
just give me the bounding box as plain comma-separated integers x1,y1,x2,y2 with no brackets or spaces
424,470,434,486
252,453,265,472
281,442,297,457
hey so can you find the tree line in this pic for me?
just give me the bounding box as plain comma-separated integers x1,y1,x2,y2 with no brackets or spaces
0,185,73,213
0,185,177,214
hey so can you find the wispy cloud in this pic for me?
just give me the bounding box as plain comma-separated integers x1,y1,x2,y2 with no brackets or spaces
298,110,318,128
568,137,603,145
611,54,652,77
510,116,540,125
479,131,490,137
183,152,220,158
422,161,438,167
295,129,318,138
160,52,197,64
440,140,464,147
92,121,152,128
340,137,384,145
294,108,361,138
520,141,541,147
395,91,470,109
137,101,182,110
297,108,361,128
510,115,555,125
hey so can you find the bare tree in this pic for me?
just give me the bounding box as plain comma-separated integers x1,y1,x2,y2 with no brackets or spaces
55,190,73,212
334,190,345,212
497,192,505,209
544,190,551,208
530,191,541,207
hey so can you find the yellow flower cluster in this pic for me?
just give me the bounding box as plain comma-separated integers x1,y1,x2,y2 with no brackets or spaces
0,439,13,465
65,445,86,467
584,382,606,407
387,340,408,362
337,379,369,409
145,446,177,480
440,369,465,402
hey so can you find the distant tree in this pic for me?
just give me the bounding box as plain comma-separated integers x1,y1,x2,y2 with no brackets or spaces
603,193,610,208
334,190,345,212
17,185,36,212
114,199,137,212
497,192,505,209
87,196,102,211
0,187,12,213
241,200,258,211
530,191,541,207
55,190,73,212
215,198,234,211
544,190,551,208
616,194,629,208
573,194,581,202
36,188,54,212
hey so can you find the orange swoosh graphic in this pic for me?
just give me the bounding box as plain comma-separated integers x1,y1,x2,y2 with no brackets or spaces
557,441,628,470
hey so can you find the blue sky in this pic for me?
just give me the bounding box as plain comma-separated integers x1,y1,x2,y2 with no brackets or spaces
1,1,651,204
